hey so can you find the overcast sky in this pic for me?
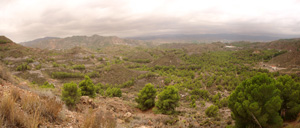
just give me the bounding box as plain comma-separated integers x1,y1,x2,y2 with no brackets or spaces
1,0,300,42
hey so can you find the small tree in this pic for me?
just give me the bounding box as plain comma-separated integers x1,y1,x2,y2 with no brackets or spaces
135,83,157,111
62,82,81,107
155,85,180,114
79,76,96,98
228,73,283,128
205,105,218,117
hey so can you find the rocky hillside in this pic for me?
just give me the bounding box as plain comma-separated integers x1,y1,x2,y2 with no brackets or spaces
21,35,153,49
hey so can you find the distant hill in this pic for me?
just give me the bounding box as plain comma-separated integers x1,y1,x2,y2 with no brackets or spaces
21,35,152,49
264,38,300,67
263,38,300,51
128,34,293,42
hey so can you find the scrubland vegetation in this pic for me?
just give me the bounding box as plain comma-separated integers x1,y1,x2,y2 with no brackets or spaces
0,36,300,127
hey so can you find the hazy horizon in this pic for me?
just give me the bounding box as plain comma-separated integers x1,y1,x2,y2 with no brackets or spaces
1,0,300,42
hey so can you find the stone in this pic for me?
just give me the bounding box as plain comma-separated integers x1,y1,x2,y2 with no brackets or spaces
148,120,153,126
124,112,132,118
117,119,125,124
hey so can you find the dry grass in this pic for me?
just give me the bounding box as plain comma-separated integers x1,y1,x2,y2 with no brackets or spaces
0,88,62,127
0,94,17,126
10,88,21,101
0,63,14,84
0,116,4,127
83,109,117,128
40,97,62,122
21,94,41,114
26,108,41,128
83,109,96,128
0,94,28,127
21,92,62,123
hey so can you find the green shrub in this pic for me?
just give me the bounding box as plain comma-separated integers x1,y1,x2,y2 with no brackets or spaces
130,59,151,63
79,76,96,98
211,93,221,103
95,83,104,95
36,64,42,70
0,39,9,44
219,98,228,108
205,105,219,117
189,89,210,99
26,58,34,63
61,82,81,107
127,64,141,69
53,62,59,67
135,83,157,111
106,87,122,97
164,77,172,85
121,78,135,88
98,57,103,61
72,64,85,70
155,85,180,114
86,71,100,78
190,98,196,108
51,72,84,79
137,72,158,79
16,63,30,71
40,81,54,88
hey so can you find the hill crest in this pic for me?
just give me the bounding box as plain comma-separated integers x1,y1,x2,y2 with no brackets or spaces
21,35,150,49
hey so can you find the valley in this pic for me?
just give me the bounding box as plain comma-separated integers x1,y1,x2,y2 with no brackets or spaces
0,35,300,128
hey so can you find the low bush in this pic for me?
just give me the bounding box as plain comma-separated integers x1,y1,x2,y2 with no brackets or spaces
35,64,42,70
40,81,55,88
98,57,103,61
26,58,34,63
106,87,122,97
72,64,85,70
205,105,219,117
51,72,84,79
135,83,157,111
164,77,172,85
86,71,100,78
189,89,210,99
95,83,104,95
16,63,31,71
0,39,9,44
61,82,81,107
52,62,59,67
121,78,135,88
130,59,151,63
190,98,196,108
137,72,158,79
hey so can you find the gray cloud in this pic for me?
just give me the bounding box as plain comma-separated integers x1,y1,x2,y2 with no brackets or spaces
0,0,300,42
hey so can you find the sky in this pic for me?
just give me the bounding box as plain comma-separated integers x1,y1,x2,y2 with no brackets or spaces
0,0,300,42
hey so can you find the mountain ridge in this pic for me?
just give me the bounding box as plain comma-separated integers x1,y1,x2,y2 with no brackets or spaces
127,33,298,42
21,34,151,49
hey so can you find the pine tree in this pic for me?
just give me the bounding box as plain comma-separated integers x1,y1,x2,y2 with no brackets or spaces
79,76,96,98
135,83,157,110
